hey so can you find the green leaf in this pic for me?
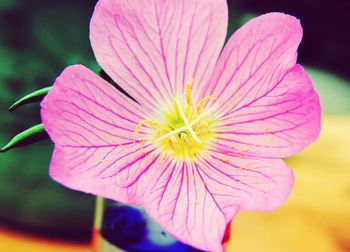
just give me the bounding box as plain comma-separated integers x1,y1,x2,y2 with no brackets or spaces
0,124,49,153
8,87,51,112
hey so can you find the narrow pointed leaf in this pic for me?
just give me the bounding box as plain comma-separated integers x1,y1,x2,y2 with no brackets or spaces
0,124,49,153
8,87,51,112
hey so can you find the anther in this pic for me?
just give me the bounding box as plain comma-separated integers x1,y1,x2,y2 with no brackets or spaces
197,95,217,113
134,120,160,138
185,79,193,106
179,132,188,142
193,120,209,135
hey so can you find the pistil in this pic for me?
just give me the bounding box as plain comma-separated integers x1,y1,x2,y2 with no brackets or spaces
174,99,201,144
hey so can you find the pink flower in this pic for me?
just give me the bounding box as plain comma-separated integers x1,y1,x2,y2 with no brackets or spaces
41,0,321,251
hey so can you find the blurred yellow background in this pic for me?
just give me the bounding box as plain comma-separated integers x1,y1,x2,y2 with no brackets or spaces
227,116,350,252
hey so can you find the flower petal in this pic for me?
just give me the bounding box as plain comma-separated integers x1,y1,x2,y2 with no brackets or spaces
196,154,294,212
144,160,238,252
41,65,159,205
90,0,228,110
215,64,321,158
200,13,302,111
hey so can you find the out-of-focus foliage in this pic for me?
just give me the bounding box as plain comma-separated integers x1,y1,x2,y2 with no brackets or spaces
0,0,19,10
0,0,98,240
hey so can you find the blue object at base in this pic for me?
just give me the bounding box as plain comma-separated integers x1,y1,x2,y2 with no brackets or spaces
101,204,204,252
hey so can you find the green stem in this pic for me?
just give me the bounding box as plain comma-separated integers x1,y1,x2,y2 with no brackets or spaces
94,196,105,230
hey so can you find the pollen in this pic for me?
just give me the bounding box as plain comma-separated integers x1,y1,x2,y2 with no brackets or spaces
134,80,218,161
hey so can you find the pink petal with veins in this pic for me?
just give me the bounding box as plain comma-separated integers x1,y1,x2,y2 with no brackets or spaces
143,154,292,251
90,0,228,110
196,154,294,212
144,161,238,252
201,13,302,110
216,64,321,158
41,65,160,205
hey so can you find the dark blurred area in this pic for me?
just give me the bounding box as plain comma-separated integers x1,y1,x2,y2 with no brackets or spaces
0,0,349,243
0,0,99,242
228,0,350,80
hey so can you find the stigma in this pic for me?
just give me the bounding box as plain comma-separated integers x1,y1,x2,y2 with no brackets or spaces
134,80,217,161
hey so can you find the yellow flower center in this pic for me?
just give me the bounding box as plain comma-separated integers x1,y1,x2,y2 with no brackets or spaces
134,80,217,161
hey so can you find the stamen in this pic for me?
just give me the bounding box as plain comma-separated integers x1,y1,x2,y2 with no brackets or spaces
197,95,217,113
179,132,188,143
134,120,159,137
185,79,193,106
168,135,179,154
193,120,209,135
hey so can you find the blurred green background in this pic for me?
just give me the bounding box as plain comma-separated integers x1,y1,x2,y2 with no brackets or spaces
0,0,349,243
